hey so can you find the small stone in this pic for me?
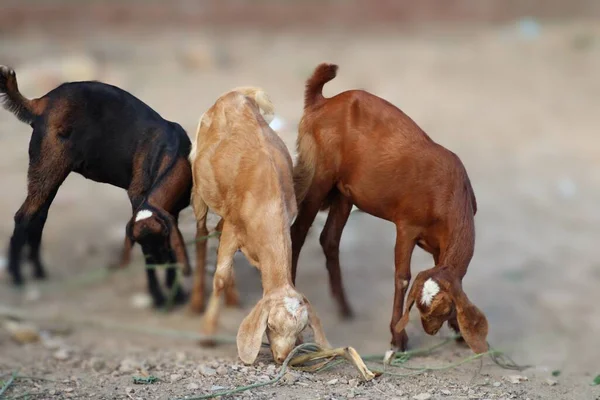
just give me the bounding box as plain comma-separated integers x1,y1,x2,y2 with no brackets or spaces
119,358,140,373
125,387,135,394
175,352,186,363
348,379,359,388
282,372,298,385
413,394,432,400
295,382,309,387
170,374,182,383
506,375,528,384
49,389,57,396
493,382,502,387
53,348,70,361
199,365,217,376
545,379,557,386
265,364,276,375
187,383,200,390
441,390,452,395
216,366,228,375
256,375,270,382
211,385,226,391
4,321,40,344
65,388,74,393
89,357,105,372
327,379,338,385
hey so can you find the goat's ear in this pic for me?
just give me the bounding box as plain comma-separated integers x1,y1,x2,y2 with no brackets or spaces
303,297,330,348
237,298,270,364
394,279,420,334
449,283,488,354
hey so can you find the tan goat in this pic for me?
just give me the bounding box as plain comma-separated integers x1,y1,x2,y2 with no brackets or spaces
189,87,329,364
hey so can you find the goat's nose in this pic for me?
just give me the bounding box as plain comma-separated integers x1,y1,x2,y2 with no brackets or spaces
275,355,285,364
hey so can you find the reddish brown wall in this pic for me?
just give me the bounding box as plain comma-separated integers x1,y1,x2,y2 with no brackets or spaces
0,0,598,34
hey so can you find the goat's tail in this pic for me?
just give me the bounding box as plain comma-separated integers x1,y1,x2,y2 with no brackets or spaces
233,86,275,124
304,63,338,109
0,65,42,125
293,121,318,205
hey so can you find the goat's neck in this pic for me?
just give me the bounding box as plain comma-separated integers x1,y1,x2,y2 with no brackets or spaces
259,254,294,294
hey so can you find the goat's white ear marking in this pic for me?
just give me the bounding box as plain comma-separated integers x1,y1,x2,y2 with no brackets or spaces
420,278,440,306
135,209,153,222
283,296,301,316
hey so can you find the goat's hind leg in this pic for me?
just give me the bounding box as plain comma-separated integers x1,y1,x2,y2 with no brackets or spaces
319,192,354,319
8,150,70,284
291,182,334,284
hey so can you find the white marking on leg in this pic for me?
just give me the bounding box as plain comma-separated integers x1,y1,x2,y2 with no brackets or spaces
135,209,153,222
420,278,440,306
284,296,301,316
402,280,409,289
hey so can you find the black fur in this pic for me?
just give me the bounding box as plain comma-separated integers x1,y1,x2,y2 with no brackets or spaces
2,76,192,308
0,66,35,124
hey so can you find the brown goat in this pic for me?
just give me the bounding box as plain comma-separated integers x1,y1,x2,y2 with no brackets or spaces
190,87,329,364
290,63,488,354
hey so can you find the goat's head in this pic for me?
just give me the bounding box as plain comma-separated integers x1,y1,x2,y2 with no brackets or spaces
395,268,488,353
131,209,168,240
236,286,329,364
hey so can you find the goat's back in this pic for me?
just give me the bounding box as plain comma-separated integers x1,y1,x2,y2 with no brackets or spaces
300,89,475,224
33,81,190,189
193,92,296,229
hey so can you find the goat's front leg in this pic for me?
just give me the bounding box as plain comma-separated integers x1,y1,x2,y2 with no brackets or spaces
213,218,240,308
117,234,133,269
390,226,416,352
143,252,166,308
319,193,353,319
201,223,238,346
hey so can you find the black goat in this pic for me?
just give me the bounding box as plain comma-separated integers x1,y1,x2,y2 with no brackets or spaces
0,65,192,308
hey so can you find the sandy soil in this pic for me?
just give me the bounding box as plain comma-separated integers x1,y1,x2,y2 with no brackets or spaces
1,21,599,400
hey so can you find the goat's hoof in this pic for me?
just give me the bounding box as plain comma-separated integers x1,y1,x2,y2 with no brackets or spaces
383,349,396,365
340,307,355,320
33,269,47,280
11,276,25,286
152,296,167,309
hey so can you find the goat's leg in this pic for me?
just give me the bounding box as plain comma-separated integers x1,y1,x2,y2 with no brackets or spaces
164,212,187,305
390,226,416,352
201,222,238,344
26,207,50,279
291,186,332,284
190,193,209,313
212,218,240,307
145,255,166,308
319,193,354,319
165,261,187,306
8,161,69,284
117,234,133,269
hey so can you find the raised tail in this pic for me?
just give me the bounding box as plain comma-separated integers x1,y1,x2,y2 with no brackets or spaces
232,86,275,124
304,63,338,109
0,65,42,124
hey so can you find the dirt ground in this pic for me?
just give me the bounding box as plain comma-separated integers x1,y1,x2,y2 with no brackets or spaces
1,19,600,400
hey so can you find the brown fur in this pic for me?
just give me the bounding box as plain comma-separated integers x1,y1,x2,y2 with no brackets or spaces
291,63,487,354
189,88,329,364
